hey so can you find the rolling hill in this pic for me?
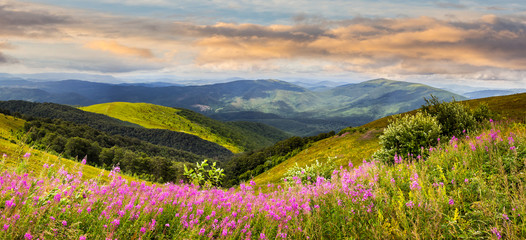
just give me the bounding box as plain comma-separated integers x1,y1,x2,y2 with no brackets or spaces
0,101,232,159
252,92,526,185
0,78,464,136
80,102,290,153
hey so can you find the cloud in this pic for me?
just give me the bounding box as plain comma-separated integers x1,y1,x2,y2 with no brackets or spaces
1,0,526,81
0,3,71,38
193,16,526,75
0,41,17,64
84,40,154,58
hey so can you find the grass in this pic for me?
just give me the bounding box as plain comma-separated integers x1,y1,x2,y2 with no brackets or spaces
0,120,524,239
253,129,381,185
80,102,244,153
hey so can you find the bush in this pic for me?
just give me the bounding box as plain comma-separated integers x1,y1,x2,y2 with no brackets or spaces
184,160,225,188
282,156,337,184
422,95,476,137
472,102,493,122
374,112,441,164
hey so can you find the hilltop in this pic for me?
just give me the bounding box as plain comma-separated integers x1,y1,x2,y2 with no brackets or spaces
80,102,289,153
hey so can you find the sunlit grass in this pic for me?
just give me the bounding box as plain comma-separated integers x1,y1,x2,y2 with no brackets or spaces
253,129,381,185
80,102,244,153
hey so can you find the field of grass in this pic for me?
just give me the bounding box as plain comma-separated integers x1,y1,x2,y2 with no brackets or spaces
80,102,244,153
0,119,524,239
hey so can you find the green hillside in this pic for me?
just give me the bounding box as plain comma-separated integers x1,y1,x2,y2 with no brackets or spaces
80,102,289,153
0,113,133,183
81,102,245,153
253,92,526,185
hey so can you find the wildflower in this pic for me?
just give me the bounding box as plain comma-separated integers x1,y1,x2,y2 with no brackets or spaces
510,146,516,150
62,220,67,227
406,201,414,208
260,233,266,239
165,223,170,227
2,153,6,158
489,119,493,123
23,152,31,158
5,198,15,208
491,227,501,239
79,236,87,240
112,219,120,226
503,213,509,221
24,232,32,240
199,228,205,235
50,216,55,221
140,227,146,233
250,180,256,186
448,199,454,206
3,224,8,231
464,178,469,183
81,158,87,165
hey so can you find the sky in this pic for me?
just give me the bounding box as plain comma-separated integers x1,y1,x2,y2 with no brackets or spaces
1,0,526,88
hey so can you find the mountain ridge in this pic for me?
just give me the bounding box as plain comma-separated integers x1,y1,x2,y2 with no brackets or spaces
0,78,465,135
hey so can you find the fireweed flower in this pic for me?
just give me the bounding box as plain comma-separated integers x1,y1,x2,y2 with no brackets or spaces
23,152,31,158
24,232,32,240
491,227,502,239
449,199,454,206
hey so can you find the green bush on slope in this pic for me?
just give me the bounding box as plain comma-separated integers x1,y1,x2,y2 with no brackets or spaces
374,112,441,164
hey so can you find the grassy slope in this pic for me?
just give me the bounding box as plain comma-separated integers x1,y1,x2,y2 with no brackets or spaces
254,130,381,184
254,92,526,185
80,102,244,153
0,113,134,183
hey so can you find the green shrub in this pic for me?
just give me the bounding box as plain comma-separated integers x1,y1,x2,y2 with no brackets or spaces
472,102,493,122
282,156,337,184
374,112,441,164
422,95,476,137
183,160,225,188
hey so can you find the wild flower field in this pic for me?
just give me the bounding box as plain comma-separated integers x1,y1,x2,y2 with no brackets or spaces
0,120,525,239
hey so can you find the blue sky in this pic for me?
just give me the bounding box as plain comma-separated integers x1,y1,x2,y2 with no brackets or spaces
1,0,525,88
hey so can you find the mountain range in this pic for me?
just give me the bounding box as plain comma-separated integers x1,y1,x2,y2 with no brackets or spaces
0,78,466,135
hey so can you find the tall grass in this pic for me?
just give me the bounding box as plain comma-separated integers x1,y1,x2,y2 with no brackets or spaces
0,120,524,239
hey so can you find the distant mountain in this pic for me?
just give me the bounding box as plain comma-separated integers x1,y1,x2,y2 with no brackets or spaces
464,89,526,99
118,82,183,87
291,81,348,91
0,78,464,136
80,102,290,153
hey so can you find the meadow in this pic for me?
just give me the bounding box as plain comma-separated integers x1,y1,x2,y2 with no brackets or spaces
1,119,524,239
